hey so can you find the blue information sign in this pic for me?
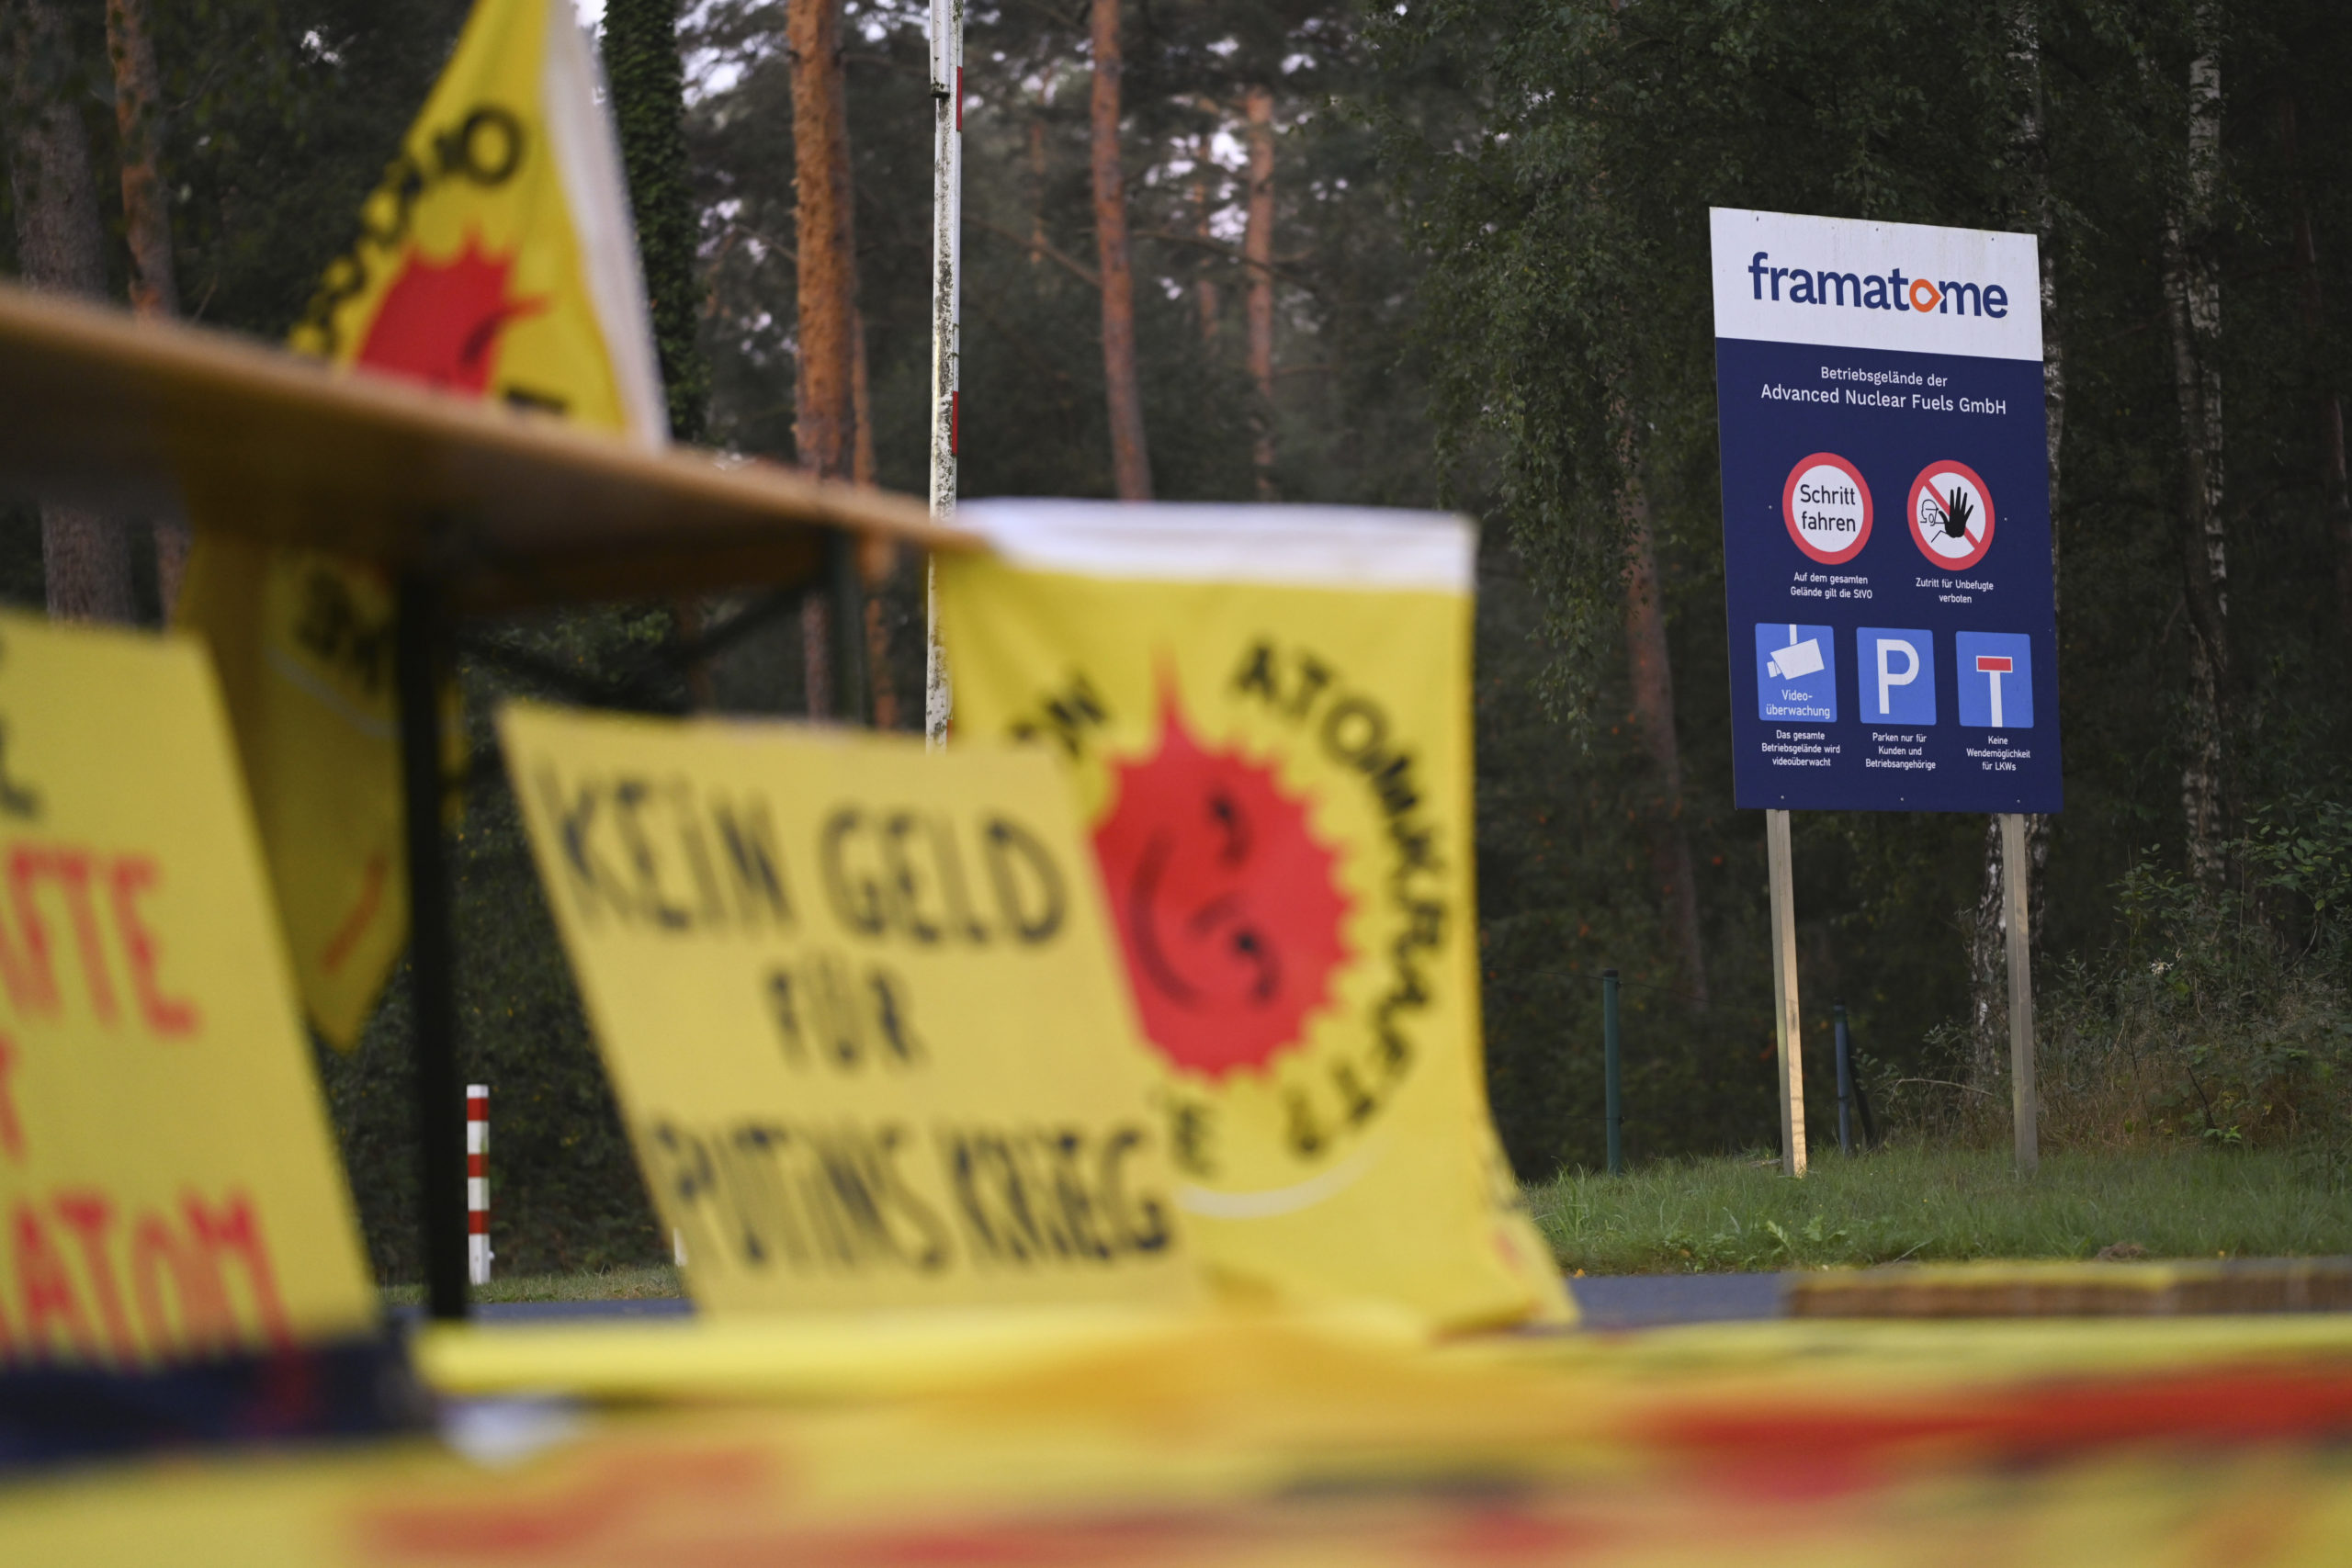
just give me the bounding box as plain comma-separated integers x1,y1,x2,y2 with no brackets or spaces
1711,209,2061,813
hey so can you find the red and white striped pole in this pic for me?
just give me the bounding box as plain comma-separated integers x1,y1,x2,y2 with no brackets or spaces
466,1084,492,1286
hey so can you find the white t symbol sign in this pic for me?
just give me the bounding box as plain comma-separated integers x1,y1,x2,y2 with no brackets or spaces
1975,654,2015,727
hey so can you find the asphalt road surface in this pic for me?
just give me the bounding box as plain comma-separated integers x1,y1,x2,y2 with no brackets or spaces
420,1275,1792,1330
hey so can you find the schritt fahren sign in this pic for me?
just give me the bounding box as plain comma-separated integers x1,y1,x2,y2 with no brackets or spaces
1713,208,2062,814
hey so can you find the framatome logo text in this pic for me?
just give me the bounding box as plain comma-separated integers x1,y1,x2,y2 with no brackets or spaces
1746,252,2011,318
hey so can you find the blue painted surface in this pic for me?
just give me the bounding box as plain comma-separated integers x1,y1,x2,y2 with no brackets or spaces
1567,1273,1791,1331
398,1279,1791,1332
1714,335,2061,813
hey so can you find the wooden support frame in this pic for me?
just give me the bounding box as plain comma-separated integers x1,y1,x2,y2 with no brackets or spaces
0,283,976,1318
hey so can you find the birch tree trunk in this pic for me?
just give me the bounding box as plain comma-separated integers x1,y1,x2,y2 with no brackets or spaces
1620,456,1708,1008
1028,114,1047,268
1243,85,1276,499
105,0,189,615
8,0,133,625
1088,0,1151,501
1193,140,1220,346
790,0,858,715
2281,96,2352,637
2162,6,2229,886
1969,0,2065,1085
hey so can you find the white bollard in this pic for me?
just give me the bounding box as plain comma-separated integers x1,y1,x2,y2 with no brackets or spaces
467,1084,492,1286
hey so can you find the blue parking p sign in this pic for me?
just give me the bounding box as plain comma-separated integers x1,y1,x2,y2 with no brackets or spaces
1712,208,2062,813
1857,627,1937,725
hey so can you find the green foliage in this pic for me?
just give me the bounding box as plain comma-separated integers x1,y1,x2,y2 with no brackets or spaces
154,0,474,339
380,1264,681,1307
1373,0,2352,1169
1532,1145,2352,1274
1944,797,2352,1154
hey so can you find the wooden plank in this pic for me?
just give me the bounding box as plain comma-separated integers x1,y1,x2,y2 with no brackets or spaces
1766,807,1807,1177
0,282,971,610
2002,812,2039,1174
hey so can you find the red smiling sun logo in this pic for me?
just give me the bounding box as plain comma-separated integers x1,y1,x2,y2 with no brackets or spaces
1092,683,1352,1079
356,236,546,392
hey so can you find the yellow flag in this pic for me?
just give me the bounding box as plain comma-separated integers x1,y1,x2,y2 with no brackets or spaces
938,503,1572,1331
0,613,378,1364
499,704,1203,1315
175,0,665,1045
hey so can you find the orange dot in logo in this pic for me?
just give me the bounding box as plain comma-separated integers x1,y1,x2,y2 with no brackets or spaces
1908,276,1943,313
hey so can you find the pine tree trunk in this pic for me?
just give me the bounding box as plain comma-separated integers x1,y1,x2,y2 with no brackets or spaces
1969,0,2064,1079
2163,9,2229,886
789,0,858,714
1088,0,1151,501
104,0,189,615
1620,457,1708,1009
1244,85,1276,498
8,0,133,625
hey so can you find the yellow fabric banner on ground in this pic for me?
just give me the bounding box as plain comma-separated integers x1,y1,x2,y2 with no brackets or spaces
175,0,666,1046
937,502,1570,1330
499,704,1201,1314
15,1314,2352,1565
0,613,377,1365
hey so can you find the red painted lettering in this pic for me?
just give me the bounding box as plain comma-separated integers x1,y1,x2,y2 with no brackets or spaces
12,1199,98,1360
108,857,198,1037
130,1208,230,1357
3,847,57,1015
23,848,119,1024
52,1190,136,1363
182,1190,293,1348
0,1032,21,1162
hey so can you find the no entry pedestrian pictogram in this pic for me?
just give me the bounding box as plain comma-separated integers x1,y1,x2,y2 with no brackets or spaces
1781,452,1872,564
1908,459,1995,570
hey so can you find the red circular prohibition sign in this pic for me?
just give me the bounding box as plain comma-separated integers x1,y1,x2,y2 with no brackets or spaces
1781,452,1874,565
1906,458,1996,570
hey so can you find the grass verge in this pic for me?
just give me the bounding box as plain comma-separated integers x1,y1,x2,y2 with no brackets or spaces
1529,1145,2352,1274
379,1263,682,1308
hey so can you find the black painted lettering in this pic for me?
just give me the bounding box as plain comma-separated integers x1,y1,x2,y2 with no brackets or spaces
982,817,1065,944
535,768,630,923
881,814,942,944
711,796,791,927
611,778,689,929
820,808,888,935
929,818,991,943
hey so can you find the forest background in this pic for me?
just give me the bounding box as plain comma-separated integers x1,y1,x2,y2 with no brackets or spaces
3,0,2346,1279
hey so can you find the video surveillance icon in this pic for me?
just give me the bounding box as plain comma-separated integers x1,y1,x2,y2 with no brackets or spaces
1765,627,1825,679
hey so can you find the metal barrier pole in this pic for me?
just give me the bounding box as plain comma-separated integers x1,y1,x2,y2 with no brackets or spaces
1602,968,1623,1176
467,1085,491,1286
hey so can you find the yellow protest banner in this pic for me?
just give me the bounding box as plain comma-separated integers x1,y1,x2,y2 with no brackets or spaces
0,613,377,1365
937,502,1570,1330
499,704,1200,1314
175,0,666,1046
